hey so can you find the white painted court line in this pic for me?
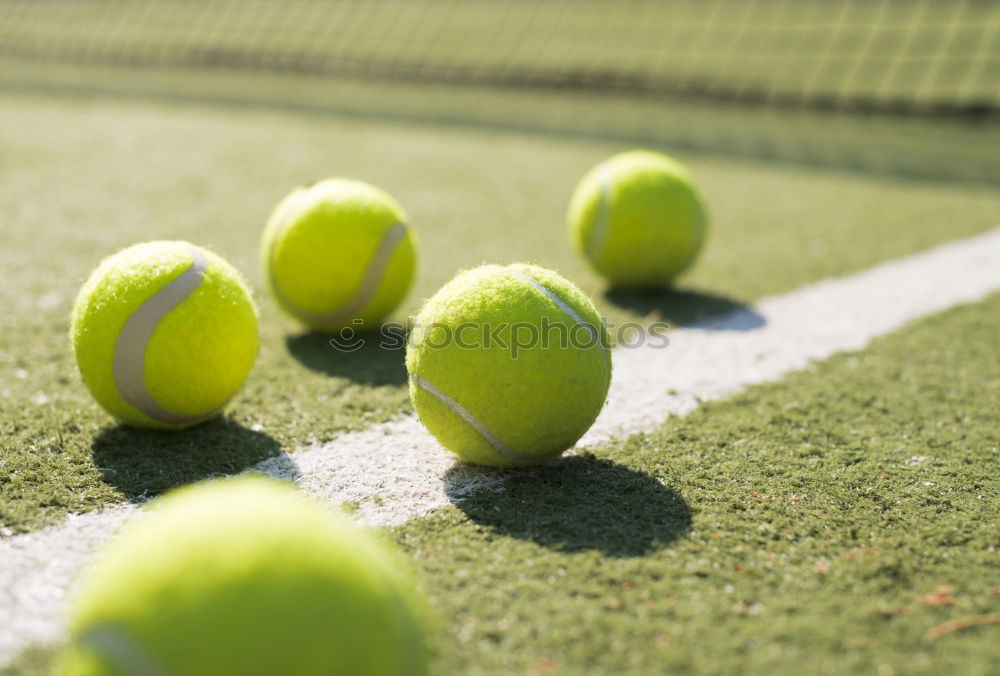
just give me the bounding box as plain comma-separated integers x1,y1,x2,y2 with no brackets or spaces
2,227,999,663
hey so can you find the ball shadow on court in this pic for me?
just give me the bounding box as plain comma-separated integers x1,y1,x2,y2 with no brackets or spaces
285,325,408,387
91,418,283,502
444,454,692,558
604,288,765,332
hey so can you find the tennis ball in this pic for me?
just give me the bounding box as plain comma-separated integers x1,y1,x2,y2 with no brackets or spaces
261,178,417,332
406,263,611,468
567,149,708,288
71,241,258,430
60,477,429,676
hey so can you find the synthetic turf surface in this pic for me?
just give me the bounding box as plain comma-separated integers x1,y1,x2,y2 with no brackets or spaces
395,292,1000,674
5,282,997,674
2,91,998,535
3,2,999,668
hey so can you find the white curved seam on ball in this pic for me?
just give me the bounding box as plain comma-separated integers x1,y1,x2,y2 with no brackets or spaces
516,272,611,372
80,625,167,676
410,375,529,462
271,222,408,325
586,163,613,261
112,245,216,425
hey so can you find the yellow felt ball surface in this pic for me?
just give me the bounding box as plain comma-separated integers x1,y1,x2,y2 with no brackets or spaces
70,241,258,429
406,263,611,468
59,477,430,676
261,178,417,332
568,149,708,288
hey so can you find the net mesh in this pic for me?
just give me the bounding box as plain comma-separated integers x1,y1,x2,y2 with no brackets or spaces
1,0,997,116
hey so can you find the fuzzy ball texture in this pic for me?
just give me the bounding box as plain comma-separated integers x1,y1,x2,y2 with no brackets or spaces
71,241,258,429
261,178,417,332
60,477,430,676
568,149,708,288
406,263,611,468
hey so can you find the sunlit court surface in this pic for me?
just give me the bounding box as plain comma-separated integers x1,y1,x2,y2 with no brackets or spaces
1,2,999,674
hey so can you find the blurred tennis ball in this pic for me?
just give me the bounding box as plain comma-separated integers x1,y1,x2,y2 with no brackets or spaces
568,149,708,288
261,178,417,332
407,263,611,468
71,241,258,430
60,476,430,676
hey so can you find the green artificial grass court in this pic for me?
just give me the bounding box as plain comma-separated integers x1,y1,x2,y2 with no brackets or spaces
6,274,998,674
1,86,999,535
2,1,997,670
399,292,1000,674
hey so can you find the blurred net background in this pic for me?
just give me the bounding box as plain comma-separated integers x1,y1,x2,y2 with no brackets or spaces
1,0,998,182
